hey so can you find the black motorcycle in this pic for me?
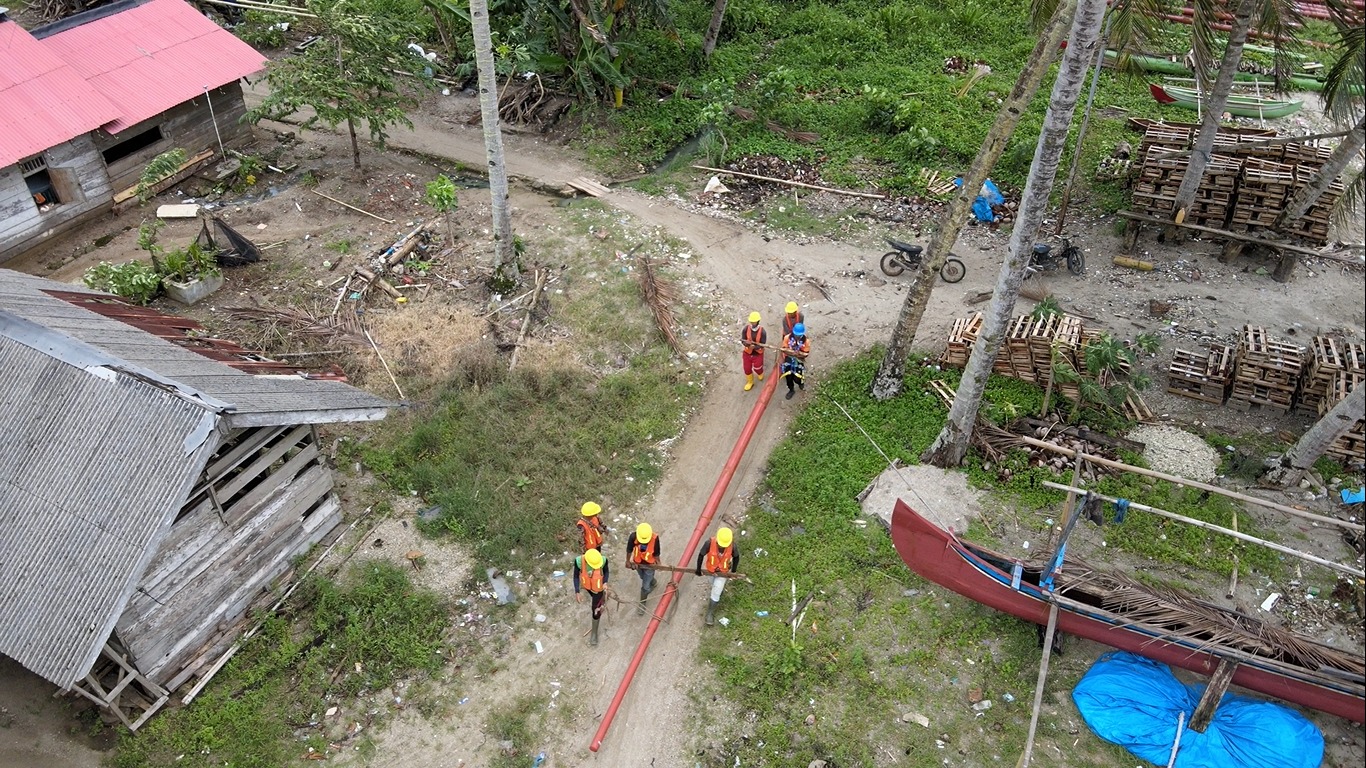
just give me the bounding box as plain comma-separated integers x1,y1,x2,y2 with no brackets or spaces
880,239,966,283
1025,238,1084,279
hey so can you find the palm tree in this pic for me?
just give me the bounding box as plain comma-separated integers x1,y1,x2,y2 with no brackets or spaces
470,0,519,289
1269,15,1365,280
703,0,728,58
1168,0,1302,239
922,0,1108,467
870,0,1079,401
1276,383,1364,477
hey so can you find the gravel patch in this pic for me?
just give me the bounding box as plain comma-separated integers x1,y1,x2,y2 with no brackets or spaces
1127,425,1220,482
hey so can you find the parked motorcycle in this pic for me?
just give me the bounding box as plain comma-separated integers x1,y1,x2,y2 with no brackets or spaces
880,239,966,283
1024,238,1084,279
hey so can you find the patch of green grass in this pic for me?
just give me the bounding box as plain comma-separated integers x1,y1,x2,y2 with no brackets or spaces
486,695,548,768
112,562,449,768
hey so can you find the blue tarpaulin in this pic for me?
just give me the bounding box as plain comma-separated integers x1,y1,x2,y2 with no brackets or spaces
953,177,1004,222
1073,652,1323,768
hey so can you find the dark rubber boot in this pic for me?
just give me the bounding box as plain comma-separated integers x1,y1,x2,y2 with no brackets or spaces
705,599,718,626
785,388,795,400
638,588,648,615
589,618,600,646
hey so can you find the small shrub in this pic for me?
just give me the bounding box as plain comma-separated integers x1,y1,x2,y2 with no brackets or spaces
136,148,187,203
83,261,161,305
159,242,221,283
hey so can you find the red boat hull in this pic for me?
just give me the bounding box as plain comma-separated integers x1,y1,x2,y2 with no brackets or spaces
889,499,1365,723
1150,82,1178,104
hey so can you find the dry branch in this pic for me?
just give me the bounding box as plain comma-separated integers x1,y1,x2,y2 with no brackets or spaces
508,269,548,371
226,305,368,347
691,165,887,200
636,253,685,357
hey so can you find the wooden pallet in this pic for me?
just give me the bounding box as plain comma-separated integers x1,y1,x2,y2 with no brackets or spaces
1299,337,1365,414
1167,345,1234,404
942,312,983,367
1229,326,1304,412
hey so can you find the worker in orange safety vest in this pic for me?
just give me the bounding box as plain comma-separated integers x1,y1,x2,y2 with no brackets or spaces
576,501,605,552
625,522,661,615
574,548,610,646
782,301,804,337
740,311,766,391
780,323,810,400
694,527,739,626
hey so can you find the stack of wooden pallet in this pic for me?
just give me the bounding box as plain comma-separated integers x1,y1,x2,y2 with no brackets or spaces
943,312,983,366
1131,145,1239,226
1282,140,1334,171
1322,372,1365,466
1167,345,1235,404
1131,145,1188,217
1229,326,1304,413
1001,316,1036,380
1287,166,1343,244
1230,158,1296,231
1298,337,1365,415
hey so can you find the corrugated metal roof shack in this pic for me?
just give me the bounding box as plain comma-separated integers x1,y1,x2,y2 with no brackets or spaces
0,271,391,729
0,0,265,262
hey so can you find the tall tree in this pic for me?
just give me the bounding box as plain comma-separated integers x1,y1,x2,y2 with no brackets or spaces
1168,0,1301,239
470,0,519,288
248,0,430,169
703,0,728,58
870,0,1078,401
922,0,1108,467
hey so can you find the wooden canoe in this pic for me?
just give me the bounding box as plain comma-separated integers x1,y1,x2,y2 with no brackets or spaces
1149,82,1304,119
1105,50,1331,93
889,499,1365,722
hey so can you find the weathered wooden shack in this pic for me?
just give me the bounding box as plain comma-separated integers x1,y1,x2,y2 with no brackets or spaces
0,0,264,262
0,270,391,728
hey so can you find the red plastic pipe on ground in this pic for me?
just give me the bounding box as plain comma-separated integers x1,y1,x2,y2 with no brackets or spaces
589,359,783,752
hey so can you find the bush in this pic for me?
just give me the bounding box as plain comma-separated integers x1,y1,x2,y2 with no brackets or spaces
82,261,162,305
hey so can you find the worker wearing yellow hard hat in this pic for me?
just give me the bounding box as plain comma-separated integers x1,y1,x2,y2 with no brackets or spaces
695,527,739,626
626,522,661,615
576,501,604,552
741,311,767,391
782,301,804,337
574,548,610,646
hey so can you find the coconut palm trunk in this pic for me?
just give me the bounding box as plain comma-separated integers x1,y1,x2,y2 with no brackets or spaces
470,0,518,287
922,0,1108,467
1167,0,1259,240
870,0,1078,401
1282,383,1365,472
1270,117,1365,281
703,0,728,58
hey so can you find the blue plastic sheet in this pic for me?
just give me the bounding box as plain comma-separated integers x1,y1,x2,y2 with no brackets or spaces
953,177,1004,222
1072,652,1323,768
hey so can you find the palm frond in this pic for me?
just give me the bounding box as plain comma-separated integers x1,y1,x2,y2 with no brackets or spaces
1323,22,1366,122
1105,0,1173,56
1188,0,1222,87
1030,0,1062,32
1330,168,1364,233
1256,0,1305,89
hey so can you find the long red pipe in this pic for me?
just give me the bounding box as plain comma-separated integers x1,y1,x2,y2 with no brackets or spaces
589,358,783,752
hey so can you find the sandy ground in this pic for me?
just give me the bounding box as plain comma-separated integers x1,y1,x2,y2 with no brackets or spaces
4,81,1364,767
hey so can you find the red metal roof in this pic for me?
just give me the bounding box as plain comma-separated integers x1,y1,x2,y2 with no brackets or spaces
0,21,121,167
38,0,267,134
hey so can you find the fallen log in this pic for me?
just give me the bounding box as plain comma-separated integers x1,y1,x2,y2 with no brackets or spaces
691,164,887,200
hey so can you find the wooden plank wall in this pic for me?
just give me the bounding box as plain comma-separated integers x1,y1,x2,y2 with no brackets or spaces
0,135,114,262
115,424,342,687
95,82,253,193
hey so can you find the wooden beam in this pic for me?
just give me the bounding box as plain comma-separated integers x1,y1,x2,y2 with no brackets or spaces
1190,658,1239,732
1019,435,1364,532
223,407,391,429
1040,481,1364,577
1116,210,1326,257
1018,602,1060,768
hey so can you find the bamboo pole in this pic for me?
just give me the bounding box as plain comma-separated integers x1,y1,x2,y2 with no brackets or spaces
1040,481,1364,577
691,165,888,200
310,190,395,223
363,327,405,400
1018,601,1059,768
1019,435,1364,532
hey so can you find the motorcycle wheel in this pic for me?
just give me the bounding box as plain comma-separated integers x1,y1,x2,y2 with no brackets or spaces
1066,247,1085,275
939,258,966,284
880,251,906,277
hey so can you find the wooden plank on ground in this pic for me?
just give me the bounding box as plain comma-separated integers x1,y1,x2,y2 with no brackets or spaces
568,177,611,197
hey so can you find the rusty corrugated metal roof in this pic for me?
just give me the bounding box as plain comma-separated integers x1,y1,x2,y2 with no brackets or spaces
0,21,121,167
35,0,267,134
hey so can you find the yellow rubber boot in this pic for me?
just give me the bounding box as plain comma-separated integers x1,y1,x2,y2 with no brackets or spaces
756,370,764,381
744,374,754,391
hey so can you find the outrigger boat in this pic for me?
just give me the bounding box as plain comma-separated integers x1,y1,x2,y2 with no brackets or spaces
1104,49,1333,93
889,499,1366,722
1149,82,1304,119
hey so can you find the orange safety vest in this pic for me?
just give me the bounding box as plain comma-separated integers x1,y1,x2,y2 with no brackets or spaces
783,333,810,356
702,539,734,574
783,312,804,337
630,537,658,565
578,559,605,593
577,518,604,551
742,324,766,352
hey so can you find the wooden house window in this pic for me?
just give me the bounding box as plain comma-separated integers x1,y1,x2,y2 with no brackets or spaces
20,154,60,212
102,126,165,165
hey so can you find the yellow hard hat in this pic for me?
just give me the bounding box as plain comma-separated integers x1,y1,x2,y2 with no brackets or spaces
581,502,601,518
716,527,733,547
636,522,653,543
785,301,798,314
584,548,604,569
748,311,761,324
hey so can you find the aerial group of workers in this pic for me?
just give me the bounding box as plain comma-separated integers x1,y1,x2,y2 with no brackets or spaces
569,301,806,644
741,301,810,399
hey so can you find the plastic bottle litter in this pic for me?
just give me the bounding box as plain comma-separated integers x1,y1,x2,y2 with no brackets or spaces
534,640,544,654
1002,693,1015,703
971,699,993,712
551,570,566,579
755,611,769,617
